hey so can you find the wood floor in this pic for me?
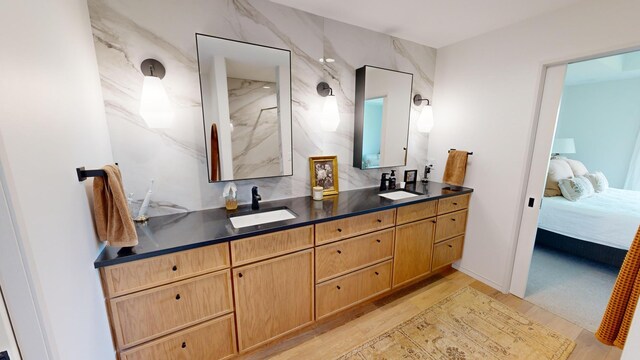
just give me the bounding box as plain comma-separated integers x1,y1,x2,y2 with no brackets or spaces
238,268,622,360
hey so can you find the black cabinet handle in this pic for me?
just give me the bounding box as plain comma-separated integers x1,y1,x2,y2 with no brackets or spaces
172,265,178,272
337,228,342,232
181,342,187,349
337,250,342,254
175,294,181,300
376,219,382,223
448,244,453,248
238,273,243,278
453,202,458,206
336,285,341,290
376,239,381,243
431,220,437,224
451,218,456,222
375,271,379,275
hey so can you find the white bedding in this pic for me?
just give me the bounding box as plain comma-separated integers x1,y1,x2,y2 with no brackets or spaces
538,188,640,250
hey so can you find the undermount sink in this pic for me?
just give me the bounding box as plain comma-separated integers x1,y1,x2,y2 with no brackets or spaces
229,207,297,228
379,190,420,201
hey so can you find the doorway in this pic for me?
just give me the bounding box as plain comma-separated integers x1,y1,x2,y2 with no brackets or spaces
511,49,640,330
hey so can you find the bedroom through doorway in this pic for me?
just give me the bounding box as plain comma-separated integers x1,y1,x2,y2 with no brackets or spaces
524,50,640,332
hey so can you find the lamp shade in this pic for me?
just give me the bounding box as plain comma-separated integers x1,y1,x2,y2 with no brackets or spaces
552,138,576,154
321,94,340,131
416,105,434,133
140,76,174,128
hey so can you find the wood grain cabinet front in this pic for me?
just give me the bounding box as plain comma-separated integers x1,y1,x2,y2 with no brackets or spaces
396,200,437,225
432,236,464,271
392,218,436,288
315,228,394,283
434,210,468,243
437,194,470,215
233,249,314,353
230,225,313,266
101,243,230,298
315,209,396,245
110,270,233,350
120,314,237,360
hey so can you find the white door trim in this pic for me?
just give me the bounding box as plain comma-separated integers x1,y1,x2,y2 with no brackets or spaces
0,133,52,359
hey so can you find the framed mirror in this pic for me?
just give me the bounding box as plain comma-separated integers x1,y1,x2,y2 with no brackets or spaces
353,65,413,169
196,34,293,182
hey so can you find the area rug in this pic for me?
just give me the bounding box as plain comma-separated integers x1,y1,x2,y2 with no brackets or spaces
336,287,575,360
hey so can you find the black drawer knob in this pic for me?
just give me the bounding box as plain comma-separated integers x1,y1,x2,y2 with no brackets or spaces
238,273,243,278
175,294,181,300
448,244,453,248
336,285,341,290
337,228,342,232
432,220,437,224
375,271,379,275
172,265,178,271
376,219,382,223
451,218,456,222
453,202,458,205
337,250,342,254
376,239,381,243
182,342,187,349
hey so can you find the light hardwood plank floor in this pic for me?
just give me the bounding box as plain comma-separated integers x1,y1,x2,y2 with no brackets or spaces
238,268,622,360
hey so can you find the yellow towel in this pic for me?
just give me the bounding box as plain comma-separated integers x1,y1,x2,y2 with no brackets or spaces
596,226,640,348
92,165,138,247
443,150,469,187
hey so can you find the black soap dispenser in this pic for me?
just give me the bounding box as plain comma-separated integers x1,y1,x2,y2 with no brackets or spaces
389,170,397,190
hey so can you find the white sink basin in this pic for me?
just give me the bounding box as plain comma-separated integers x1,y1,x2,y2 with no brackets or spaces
229,208,297,228
379,191,420,201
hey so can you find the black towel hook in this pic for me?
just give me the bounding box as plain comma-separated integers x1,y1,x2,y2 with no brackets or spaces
448,149,473,155
76,163,119,182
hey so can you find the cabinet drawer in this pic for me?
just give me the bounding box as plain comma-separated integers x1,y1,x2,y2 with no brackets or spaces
231,225,313,266
120,314,237,360
437,194,470,214
432,236,464,270
101,243,230,298
434,210,467,242
316,261,392,319
396,201,437,225
315,209,396,245
110,270,233,350
316,228,394,283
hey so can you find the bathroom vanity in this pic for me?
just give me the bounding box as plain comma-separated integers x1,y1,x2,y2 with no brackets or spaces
94,182,472,359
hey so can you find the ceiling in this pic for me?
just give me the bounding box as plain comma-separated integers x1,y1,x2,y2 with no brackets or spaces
270,0,586,48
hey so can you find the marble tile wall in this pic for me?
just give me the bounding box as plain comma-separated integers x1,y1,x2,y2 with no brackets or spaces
87,0,436,216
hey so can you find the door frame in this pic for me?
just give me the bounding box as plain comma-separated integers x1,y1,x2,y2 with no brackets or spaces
508,45,640,297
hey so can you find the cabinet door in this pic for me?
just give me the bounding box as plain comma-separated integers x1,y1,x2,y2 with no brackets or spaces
233,249,314,352
392,218,435,288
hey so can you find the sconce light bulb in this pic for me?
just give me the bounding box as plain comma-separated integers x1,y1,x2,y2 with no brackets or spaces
417,105,434,133
140,76,174,128
321,95,340,132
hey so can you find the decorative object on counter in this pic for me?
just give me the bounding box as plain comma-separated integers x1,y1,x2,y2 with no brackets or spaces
413,94,434,133
443,149,472,188
93,164,138,247
389,170,397,189
380,173,390,191
317,82,340,132
312,186,324,201
251,186,262,210
139,59,173,128
309,156,339,196
134,179,154,223
404,169,418,184
421,164,433,183
354,66,413,169
223,182,238,210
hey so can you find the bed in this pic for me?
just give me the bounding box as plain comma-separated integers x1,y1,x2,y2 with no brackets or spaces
537,188,640,266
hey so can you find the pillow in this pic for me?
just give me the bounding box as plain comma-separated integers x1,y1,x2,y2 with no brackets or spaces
558,176,595,201
584,171,609,193
564,158,589,176
545,159,574,197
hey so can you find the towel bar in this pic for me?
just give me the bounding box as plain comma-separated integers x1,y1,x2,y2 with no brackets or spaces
76,163,119,182
448,149,473,155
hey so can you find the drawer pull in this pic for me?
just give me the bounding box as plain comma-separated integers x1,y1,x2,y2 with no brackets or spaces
376,219,382,223
238,272,243,278
337,228,342,232
336,285,341,290
337,250,342,254
453,202,458,205
451,218,456,222
175,294,181,300
182,342,187,349
432,220,437,224
375,271,379,275
172,265,178,271
448,244,453,248
376,239,381,243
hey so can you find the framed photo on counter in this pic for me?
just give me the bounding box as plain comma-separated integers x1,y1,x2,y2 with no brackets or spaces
309,155,339,196
404,169,418,184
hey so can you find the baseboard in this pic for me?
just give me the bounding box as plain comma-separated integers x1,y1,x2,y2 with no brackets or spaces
453,264,509,294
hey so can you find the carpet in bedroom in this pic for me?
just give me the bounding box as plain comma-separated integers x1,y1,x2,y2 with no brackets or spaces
525,245,620,332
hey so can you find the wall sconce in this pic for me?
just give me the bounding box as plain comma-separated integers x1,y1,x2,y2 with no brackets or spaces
413,94,434,133
317,82,340,132
139,59,174,128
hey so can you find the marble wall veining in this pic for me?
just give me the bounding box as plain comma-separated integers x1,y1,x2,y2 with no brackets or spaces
87,0,436,216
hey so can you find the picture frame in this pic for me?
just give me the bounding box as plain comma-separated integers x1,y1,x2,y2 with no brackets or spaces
309,156,339,196
404,169,418,184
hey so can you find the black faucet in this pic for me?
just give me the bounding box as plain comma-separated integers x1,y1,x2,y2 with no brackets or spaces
380,173,390,191
251,186,262,210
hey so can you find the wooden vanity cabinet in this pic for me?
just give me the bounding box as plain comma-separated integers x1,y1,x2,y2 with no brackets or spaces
392,218,436,287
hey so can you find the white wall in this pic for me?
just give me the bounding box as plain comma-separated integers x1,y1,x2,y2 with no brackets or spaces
556,77,640,188
0,0,115,359
622,304,640,359
431,0,640,291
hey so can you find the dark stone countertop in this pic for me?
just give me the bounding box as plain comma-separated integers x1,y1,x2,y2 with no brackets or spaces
94,181,473,268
